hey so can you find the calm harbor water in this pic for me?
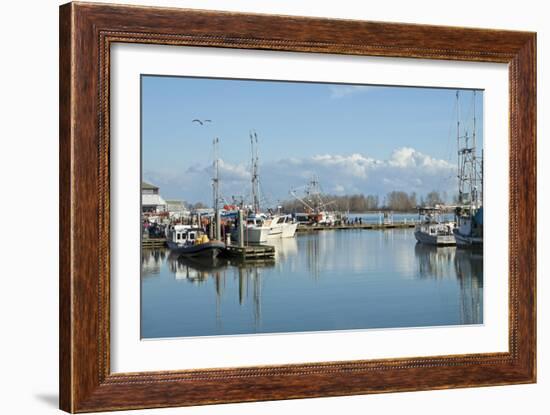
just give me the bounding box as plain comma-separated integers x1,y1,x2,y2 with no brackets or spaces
141,228,483,338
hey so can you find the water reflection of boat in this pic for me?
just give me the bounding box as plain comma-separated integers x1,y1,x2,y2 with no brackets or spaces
414,243,482,324
454,248,483,324
229,258,276,270
168,252,229,270
454,248,483,285
167,253,228,282
167,248,266,324
266,237,298,260
141,249,167,276
414,243,455,279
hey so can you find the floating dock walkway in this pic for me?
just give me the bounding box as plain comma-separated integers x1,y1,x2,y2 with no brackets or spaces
296,223,415,232
223,244,276,260
141,238,167,248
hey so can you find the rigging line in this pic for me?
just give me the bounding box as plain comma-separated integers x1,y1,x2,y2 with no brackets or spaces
258,181,273,209
436,95,459,195
445,97,458,162
462,90,476,139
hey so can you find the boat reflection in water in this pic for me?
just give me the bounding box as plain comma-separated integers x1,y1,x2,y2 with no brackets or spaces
141,229,484,338
414,243,483,324
141,249,167,277
166,250,277,330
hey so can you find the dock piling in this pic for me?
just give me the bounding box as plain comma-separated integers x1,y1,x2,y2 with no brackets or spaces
238,209,244,247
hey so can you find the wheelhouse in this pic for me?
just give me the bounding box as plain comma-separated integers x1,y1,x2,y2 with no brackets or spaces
169,225,201,245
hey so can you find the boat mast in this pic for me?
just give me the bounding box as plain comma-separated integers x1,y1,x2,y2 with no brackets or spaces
472,90,482,208
250,131,261,214
212,137,220,210
212,137,221,240
307,176,326,213
456,90,481,209
289,176,334,214
456,91,462,204
472,91,478,207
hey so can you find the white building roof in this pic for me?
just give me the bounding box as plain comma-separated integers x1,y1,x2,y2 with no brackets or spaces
142,193,166,206
166,200,187,211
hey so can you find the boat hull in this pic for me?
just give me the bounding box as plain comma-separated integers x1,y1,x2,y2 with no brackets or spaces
233,226,271,244
167,240,226,259
281,222,298,238
268,222,298,238
414,230,456,246
267,227,283,238
453,230,483,248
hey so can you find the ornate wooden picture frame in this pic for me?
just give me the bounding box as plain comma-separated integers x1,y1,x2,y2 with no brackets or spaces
59,2,536,412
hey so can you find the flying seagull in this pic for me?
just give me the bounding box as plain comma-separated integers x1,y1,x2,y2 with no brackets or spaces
192,119,212,125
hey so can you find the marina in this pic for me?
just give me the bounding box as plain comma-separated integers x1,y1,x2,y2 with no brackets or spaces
140,77,484,339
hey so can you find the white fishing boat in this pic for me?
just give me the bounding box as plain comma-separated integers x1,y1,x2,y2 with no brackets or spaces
289,177,337,226
244,216,271,244
414,207,456,246
268,214,298,238
314,211,336,226
231,214,271,245
239,131,298,241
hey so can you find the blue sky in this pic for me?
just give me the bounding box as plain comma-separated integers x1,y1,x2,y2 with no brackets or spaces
142,75,483,206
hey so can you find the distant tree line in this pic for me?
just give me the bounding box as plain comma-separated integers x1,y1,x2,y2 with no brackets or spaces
281,190,448,213
187,201,208,209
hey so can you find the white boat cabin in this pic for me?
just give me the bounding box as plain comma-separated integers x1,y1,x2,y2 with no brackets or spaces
246,216,268,227
168,225,200,246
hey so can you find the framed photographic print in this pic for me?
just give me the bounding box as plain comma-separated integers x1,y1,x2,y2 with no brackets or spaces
59,2,536,412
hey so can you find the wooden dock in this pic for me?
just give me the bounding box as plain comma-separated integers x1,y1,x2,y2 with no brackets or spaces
141,238,167,248
296,223,415,232
223,244,276,260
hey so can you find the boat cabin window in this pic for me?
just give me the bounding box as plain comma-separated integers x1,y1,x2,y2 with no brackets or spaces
189,232,195,241
175,231,189,241
246,218,264,226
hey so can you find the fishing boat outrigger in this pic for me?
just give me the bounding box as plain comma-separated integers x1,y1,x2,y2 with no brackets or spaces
166,225,225,259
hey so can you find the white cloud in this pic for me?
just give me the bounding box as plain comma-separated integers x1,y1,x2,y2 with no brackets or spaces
145,147,457,205
333,184,345,194
388,147,453,170
328,85,373,99
218,159,249,182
